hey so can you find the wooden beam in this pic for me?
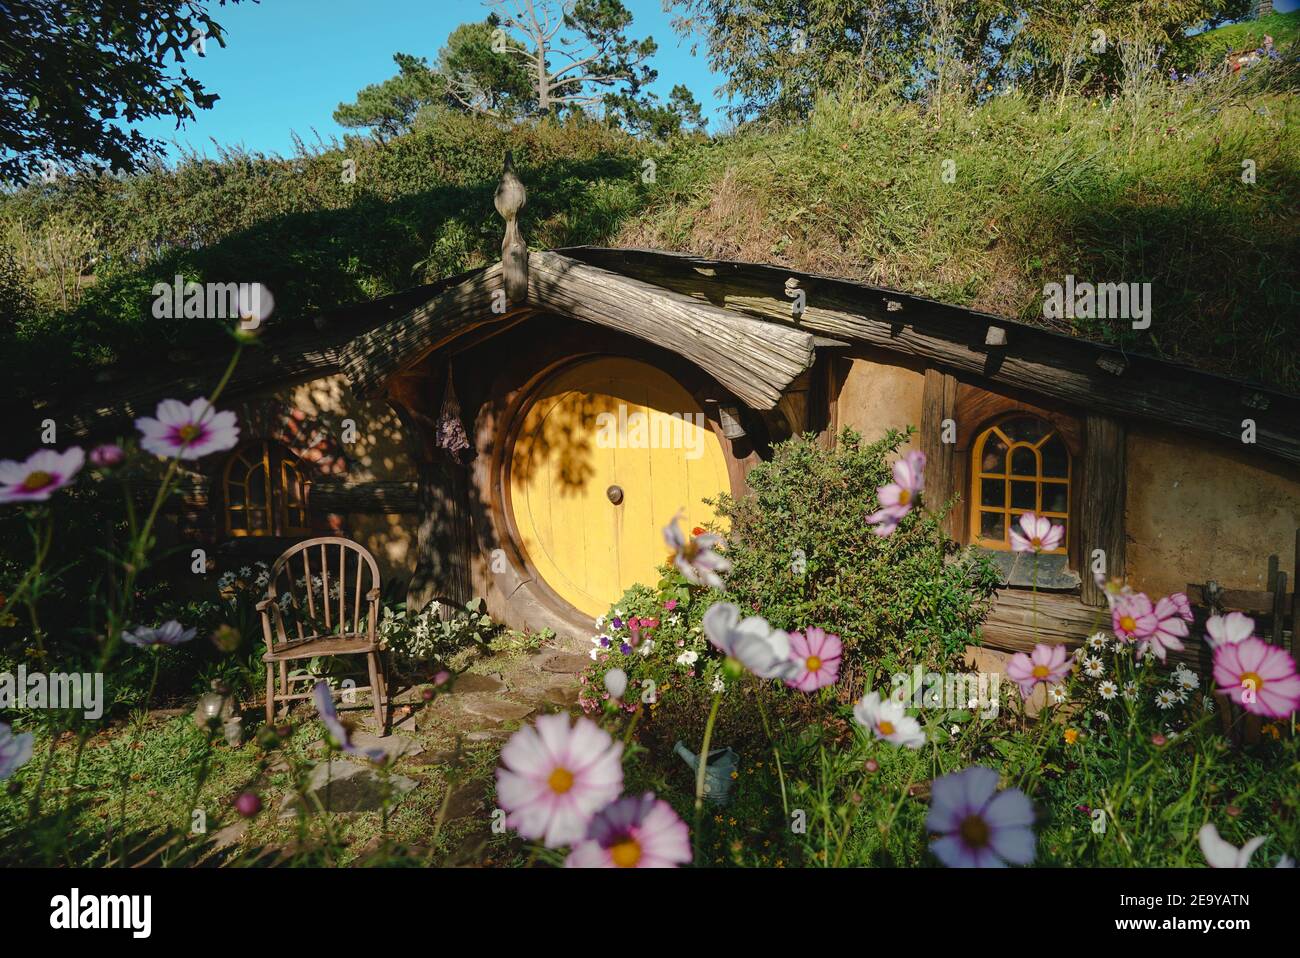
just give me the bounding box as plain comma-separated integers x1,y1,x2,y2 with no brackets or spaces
920,368,959,539
309,480,418,514
560,247,1300,465
1079,414,1127,607
338,263,510,399
526,251,814,411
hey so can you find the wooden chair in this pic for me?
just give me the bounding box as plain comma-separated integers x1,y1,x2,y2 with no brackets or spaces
257,536,388,734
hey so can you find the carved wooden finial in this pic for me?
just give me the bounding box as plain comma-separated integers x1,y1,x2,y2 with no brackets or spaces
496,151,528,304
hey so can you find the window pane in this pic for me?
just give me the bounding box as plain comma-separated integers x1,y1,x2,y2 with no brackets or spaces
1010,447,1037,476
980,433,1008,473
247,508,268,532
979,511,1005,541
248,466,267,505
980,477,1004,507
1041,435,1069,478
1002,416,1049,443
1010,480,1037,510
229,510,246,531
1042,482,1068,514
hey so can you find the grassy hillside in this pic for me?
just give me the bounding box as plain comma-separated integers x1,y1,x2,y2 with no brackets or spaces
621,76,1299,389
1,53,1297,397
1180,10,1300,68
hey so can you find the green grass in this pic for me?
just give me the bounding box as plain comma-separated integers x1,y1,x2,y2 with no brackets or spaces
1182,10,1300,68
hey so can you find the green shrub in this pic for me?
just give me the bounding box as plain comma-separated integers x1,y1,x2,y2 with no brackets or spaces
711,427,1000,681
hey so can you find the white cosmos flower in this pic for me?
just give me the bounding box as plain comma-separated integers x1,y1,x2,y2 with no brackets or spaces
852,691,925,749
701,602,798,681
1205,612,1254,648
1198,823,1271,869
604,668,628,700
663,513,731,590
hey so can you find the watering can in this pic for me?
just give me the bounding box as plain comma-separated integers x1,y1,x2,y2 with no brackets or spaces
674,741,739,805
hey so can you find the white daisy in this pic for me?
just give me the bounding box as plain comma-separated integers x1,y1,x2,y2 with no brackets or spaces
1155,689,1176,709
1087,632,1108,651
1083,656,1105,678
1122,681,1138,701
1047,685,1068,705
1093,709,1110,723
1097,680,1118,700
1171,686,1189,704
1173,666,1200,690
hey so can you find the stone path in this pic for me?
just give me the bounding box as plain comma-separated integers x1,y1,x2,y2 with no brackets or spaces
264,640,589,859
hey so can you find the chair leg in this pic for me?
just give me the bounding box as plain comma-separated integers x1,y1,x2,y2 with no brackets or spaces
265,663,275,726
366,651,386,735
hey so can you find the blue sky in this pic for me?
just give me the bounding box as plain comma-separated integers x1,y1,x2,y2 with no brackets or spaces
132,0,1298,162
133,0,730,161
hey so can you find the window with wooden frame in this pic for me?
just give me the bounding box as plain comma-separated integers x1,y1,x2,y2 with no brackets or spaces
969,415,1071,554
222,442,310,537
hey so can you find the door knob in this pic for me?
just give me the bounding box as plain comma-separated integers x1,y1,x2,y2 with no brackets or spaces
606,485,624,505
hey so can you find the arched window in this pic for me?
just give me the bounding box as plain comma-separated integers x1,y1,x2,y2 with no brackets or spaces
969,416,1070,553
223,442,310,537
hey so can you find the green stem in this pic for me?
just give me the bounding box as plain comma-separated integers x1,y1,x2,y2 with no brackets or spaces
693,692,723,861
754,684,789,816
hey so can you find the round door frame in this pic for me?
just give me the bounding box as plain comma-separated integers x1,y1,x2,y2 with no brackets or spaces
485,347,752,634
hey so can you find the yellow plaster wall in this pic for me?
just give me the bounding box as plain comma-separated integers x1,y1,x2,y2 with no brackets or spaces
1125,424,1300,598
836,354,925,449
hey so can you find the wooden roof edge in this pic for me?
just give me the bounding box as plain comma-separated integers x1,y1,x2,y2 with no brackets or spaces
557,245,1300,405
555,245,1300,465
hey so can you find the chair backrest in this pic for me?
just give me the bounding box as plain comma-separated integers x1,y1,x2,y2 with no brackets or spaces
263,536,382,645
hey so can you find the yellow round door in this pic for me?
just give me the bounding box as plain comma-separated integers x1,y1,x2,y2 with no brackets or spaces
508,357,731,619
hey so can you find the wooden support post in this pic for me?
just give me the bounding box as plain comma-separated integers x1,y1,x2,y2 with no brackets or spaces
920,368,959,539
1293,530,1299,664
1080,414,1127,607
1271,570,1287,647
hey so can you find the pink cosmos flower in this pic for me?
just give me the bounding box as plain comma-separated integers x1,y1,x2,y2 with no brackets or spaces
663,513,730,589
136,398,240,460
1206,611,1255,649
496,713,624,848
926,766,1035,868
866,450,925,536
1212,636,1300,719
1168,591,1194,623
1005,642,1073,699
89,443,125,467
565,793,691,868
1111,591,1159,643
0,447,85,504
1009,512,1063,553
1139,595,1189,662
0,722,34,780
785,627,842,691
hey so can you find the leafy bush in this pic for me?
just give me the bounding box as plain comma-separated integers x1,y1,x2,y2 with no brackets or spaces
378,597,497,666
711,427,1000,680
